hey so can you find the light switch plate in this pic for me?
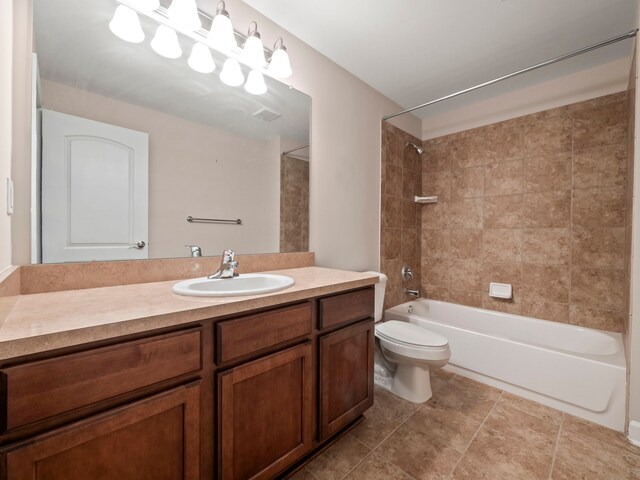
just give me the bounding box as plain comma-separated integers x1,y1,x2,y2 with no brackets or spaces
6,177,13,215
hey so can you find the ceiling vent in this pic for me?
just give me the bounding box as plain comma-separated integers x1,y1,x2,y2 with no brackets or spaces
252,107,281,122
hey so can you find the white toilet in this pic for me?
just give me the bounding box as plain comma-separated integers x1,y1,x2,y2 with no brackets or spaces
366,272,451,403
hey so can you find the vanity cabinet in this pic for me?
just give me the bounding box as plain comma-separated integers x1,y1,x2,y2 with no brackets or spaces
0,286,374,480
218,343,314,480
1,383,201,480
319,320,374,440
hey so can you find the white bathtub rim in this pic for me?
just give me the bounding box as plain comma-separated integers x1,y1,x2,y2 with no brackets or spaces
385,300,626,368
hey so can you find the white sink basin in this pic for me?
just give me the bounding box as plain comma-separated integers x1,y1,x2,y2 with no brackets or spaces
172,273,295,297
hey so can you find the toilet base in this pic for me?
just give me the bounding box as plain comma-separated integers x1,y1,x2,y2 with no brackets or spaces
391,364,432,403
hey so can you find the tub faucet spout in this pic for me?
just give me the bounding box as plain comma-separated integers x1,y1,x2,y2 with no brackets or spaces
405,288,420,298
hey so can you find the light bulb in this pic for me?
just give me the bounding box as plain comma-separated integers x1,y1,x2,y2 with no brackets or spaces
167,0,201,31
244,70,267,95
129,0,160,12
109,5,145,43
268,46,292,79
188,42,215,73
151,25,182,59
219,58,244,86
208,11,236,51
241,23,266,68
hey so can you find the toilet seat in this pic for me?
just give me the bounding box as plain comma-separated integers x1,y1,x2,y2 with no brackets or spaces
375,321,450,361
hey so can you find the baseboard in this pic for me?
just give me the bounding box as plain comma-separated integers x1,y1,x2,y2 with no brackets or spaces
629,420,640,446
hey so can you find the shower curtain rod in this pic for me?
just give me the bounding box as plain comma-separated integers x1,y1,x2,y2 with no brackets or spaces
282,144,310,156
382,29,638,121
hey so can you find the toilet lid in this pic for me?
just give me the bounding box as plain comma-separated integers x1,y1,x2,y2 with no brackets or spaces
376,321,448,347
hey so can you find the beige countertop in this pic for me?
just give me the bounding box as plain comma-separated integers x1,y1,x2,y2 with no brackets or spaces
0,267,378,361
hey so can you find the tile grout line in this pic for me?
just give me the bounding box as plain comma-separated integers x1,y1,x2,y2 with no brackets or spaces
547,412,565,480
445,390,505,479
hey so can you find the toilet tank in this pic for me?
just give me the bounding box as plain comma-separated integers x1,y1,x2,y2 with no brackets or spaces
363,271,387,322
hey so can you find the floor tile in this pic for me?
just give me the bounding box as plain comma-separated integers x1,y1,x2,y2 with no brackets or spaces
449,455,509,480
562,414,640,455
405,402,482,452
376,423,463,480
430,369,454,393
483,402,559,449
351,387,420,449
464,423,554,480
343,451,416,480
551,429,640,480
428,375,500,422
306,434,371,480
289,467,318,480
498,391,563,424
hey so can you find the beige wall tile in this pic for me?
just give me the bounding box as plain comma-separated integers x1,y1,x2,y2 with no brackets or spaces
484,194,524,229
422,284,450,301
402,198,418,228
482,296,521,314
571,226,625,268
402,170,420,198
524,115,572,156
524,152,572,193
523,228,571,265
482,229,522,263
403,149,421,172
386,164,402,196
421,229,451,259
423,138,451,172
521,299,570,323
484,160,524,196
481,262,523,292
573,145,627,189
422,170,451,201
450,229,483,259
523,264,570,303
449,260,483,291
452,166,485,198
451,133,486,170
422,201,450,229
569,305,624,332
571,267,625,311
572,187,625,227
422,258,450,286
401,228,418,259
384,195,402,229
573,100,627,150
449,289,483,308
450,198,484,228
524,191,571,228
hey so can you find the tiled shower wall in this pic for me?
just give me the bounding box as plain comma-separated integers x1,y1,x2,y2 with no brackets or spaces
419,92,631,332
380,122,422,309
625,53,636,340
280,155,309,253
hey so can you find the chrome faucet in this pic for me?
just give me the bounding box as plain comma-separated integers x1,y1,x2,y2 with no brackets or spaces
208,249,239,279
185,245,202,257
405,288,420,298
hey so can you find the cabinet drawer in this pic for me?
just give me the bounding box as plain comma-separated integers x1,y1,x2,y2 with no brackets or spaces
2,328,202,431
318,288,374,330
216,303,312,364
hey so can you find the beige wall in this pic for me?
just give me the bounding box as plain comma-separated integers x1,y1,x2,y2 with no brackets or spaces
422,58,630,140
0,1,13,273
419,92,630,333
41,80,282,259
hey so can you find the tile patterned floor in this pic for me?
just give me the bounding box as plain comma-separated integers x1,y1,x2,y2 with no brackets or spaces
293,371,640,480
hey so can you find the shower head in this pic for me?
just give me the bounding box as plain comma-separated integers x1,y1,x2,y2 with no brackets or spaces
406,142,424,155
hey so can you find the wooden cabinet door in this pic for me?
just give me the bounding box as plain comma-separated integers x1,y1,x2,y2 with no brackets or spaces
2,383,200,480
218,343,314,480
319,320,374,440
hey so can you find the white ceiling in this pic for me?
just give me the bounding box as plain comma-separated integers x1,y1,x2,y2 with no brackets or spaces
242,0,638,118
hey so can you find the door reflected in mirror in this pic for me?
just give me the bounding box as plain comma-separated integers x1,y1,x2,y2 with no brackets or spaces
31,0,310,264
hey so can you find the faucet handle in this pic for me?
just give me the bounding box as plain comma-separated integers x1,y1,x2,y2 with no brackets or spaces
222,249,235,262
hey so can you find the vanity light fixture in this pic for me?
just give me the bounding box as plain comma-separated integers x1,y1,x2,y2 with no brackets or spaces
109,5,145,43
267,37,292,79
241,22,267,69
166,0,201,31
109,0,294,95
220,58,244,86
188,42,215,73
208,1,236,52
151,24,182,58
244,70,267,95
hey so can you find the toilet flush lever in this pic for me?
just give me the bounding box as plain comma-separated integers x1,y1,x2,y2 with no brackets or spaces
402,265,413,282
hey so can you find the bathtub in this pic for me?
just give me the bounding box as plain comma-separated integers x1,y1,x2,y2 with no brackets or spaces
384,299,627,431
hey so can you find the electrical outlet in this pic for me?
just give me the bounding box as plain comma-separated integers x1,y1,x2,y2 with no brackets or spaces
6,177,13,215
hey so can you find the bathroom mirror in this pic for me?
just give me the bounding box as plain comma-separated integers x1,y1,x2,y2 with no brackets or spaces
30,0,310,264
